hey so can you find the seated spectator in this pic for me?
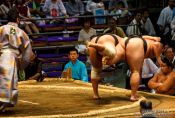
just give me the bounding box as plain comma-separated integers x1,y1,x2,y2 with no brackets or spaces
27,0,46,25
86,0,105,24
77,13,96,54
65,0,84,23
109,1,129,19
63,48,89,82
66,0,84,16
140,58,159,90
157,0,174,45
163,46,175,64
141,8,156,36
24,54,47,82
43,0,68,24
15,0,40,39
171,16,175,46
126,9,143,36
148,56,175,95
103,17,126,38
0,0,12,20
108,0,128,12
77,14,96,66
86,0,104,13
126,58,159,91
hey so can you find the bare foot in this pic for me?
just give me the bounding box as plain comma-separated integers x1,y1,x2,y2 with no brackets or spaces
130,95,139,102
93,95,101,100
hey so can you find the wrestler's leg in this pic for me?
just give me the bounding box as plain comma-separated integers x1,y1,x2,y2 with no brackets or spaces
88,47,102,99
126,41,144,101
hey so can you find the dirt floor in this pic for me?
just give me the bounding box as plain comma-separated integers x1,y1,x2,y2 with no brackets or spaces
0,78,175,118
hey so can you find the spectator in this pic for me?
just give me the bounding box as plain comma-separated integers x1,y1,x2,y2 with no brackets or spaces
65,0,84,23
78,12,96,45
109,1,129,19
0,0,12,20
63,48,89,82
148,56,175,95
157,0,175,45
27,0,46,25
86,0,104,13
163,46,175,64
141,8,156,36
108,0,128,12
170,16,175,45
126,9,143,36
103,17,126,38
140,58,159,90
24,54,46,82
77,14,96,65
66,0,84,16
43,0,68,24
15,0,40,39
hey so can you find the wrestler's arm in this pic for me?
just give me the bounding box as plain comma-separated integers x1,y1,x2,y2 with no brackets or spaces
148,74,161,89
142,35,161,42
153,43,163,66
156,73,175,93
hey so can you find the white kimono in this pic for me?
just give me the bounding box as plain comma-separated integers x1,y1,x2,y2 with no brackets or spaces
0,22,34,106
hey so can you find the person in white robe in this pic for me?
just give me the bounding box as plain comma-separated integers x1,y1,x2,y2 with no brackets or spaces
0,7,34,111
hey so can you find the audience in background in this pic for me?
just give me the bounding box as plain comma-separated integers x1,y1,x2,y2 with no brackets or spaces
27,0,46,25
15,0,40,39
43,0,68,24
157,0,175,45
86,0,104,13
66,0,84,16
148,56,175,95
77,13,96,66
163,46,175,64
109,1,129,19
141,8,156,36
0,0,12,20
171,15,175,45
78,13,96,53
63,48,89,82
65,0,84,23
126,10,143,36
108,0,128,12
140,58,158,90
25,54,46,82
78,12,96,43
103,17,126,37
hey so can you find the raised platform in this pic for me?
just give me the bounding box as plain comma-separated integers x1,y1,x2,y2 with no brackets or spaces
1,79,175,118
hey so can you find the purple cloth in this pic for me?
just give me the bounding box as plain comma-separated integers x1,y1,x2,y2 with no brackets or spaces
37,24,64,28
38,54,67,58
33,36,78,42
46,71,62,77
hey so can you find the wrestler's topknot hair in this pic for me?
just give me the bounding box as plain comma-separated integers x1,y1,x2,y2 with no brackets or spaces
140,100,152,110
161,55,174,69
7,7,19,22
